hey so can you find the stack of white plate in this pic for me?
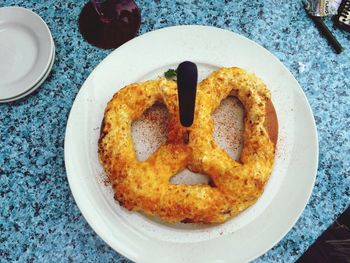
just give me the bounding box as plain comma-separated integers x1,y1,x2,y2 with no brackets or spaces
0,7,55,103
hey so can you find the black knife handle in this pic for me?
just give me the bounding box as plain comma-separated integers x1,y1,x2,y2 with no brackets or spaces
311,15,344,54
176,61,198,127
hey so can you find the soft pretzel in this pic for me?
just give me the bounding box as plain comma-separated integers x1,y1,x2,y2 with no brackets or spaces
98,67,278,223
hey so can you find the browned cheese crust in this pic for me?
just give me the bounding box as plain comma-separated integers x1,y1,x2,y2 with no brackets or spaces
98,67,278,223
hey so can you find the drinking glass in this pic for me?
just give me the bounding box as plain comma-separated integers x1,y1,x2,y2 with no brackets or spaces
78,0,141,49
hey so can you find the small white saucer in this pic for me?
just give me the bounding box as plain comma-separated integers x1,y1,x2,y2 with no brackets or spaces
0,6,54,100
0,43,55,103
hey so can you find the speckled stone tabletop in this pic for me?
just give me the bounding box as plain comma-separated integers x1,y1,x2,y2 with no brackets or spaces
0,0,349,262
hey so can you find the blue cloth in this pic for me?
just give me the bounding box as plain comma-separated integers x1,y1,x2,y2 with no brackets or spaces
0,1,349,262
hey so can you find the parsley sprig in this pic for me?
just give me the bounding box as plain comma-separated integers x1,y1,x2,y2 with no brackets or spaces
164,69,177,81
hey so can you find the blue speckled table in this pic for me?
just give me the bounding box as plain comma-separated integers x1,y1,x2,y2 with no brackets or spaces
0,1,349,262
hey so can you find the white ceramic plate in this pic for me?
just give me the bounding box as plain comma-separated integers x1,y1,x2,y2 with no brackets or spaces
0,6,54,100
0,42,55,103
65,26,318,263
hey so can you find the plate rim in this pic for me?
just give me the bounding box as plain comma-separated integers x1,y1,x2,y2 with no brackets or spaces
0,41,55,103
64,25,319,262
0,6,54,100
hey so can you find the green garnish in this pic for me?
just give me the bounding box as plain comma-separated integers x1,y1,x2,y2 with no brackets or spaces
164,69,177,80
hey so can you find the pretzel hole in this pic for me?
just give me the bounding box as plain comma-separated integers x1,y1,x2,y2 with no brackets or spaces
131,103,169,161
170,170,211,185
212,96,245,161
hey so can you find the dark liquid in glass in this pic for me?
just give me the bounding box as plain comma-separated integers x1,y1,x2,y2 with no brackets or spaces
78,0,141,49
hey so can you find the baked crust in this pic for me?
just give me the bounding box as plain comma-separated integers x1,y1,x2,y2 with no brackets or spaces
98,67,278,223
